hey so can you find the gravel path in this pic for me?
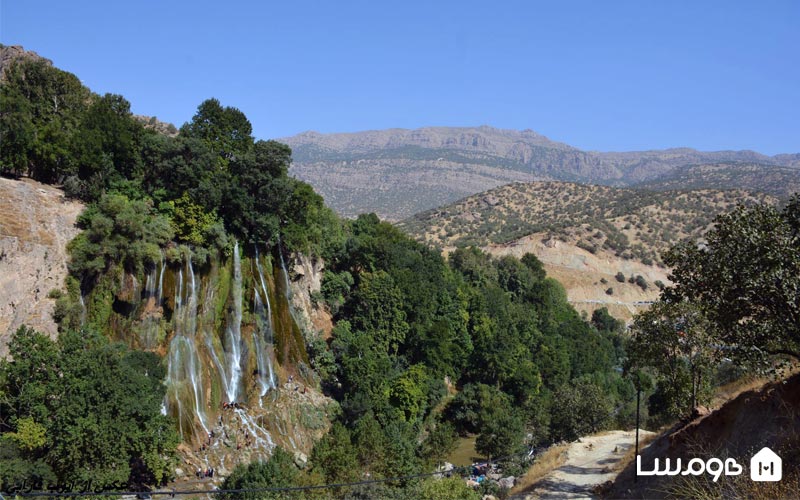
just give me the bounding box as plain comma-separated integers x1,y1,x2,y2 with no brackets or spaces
514,430,653,499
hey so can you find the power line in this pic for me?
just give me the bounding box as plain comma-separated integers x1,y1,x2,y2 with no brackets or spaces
7,447,538,498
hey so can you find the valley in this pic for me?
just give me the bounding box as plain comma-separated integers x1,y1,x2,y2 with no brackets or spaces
1,40,799,499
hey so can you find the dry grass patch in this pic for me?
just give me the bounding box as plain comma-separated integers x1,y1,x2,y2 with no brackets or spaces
614,430,659,473
510,442,570,495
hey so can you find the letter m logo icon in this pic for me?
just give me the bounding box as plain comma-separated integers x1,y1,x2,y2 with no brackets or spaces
750,447,782,482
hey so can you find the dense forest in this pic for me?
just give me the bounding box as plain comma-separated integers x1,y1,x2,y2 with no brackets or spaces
2,52,797,499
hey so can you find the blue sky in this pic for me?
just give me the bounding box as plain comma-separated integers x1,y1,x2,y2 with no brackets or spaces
2,1,798,154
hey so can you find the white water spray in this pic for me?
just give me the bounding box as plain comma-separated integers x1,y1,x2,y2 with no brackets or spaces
164,259,210,437
253,247,277,396
223,242,244,403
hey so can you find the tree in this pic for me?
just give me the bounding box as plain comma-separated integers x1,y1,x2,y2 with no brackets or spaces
591,307,623,334
0,87,35,177
180,98,253,169
664,197,800,369
68,193,173,281
628,301,718,413
309,423,359,486
219,447,301,500
167,191,220,246
445,383,513,435
389,365,430,422
475,409,525,462
352,412,387,473
71,93,144,199
348,271,409,355
521,252,547,282
550,379,613,442
419,421,458,469
0,58,90,182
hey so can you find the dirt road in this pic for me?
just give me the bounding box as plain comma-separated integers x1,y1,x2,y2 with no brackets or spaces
514,430,653,499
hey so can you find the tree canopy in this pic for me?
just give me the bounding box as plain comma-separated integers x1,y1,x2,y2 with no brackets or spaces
664,196,800,368
0,326,179,492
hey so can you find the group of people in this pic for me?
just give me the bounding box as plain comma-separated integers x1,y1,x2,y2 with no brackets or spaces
236,430,253,449
196,467,215,479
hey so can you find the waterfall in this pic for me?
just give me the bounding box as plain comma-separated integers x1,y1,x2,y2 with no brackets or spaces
144,269,153,300
141,258,161,347
223,241,244,403
234,408,274,450
166,335,209,436
279,246,291,301
156,251,165,304
78,292,86,324
131,274,139,303
164,259,210,438
253,247,277,397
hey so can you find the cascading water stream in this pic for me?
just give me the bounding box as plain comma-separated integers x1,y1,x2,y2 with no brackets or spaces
223,242,244,403
253,247,277,397
140,252,165,348
165,261,210,438
278,243,291,302
234,408,274,450
78,292,87,324
157,251,165,304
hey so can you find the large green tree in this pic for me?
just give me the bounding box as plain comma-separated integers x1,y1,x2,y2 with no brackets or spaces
0,57,90,182
628,301,718,413
664,196,800,368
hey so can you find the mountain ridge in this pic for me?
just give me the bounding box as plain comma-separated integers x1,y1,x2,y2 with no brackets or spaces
282,126,797,220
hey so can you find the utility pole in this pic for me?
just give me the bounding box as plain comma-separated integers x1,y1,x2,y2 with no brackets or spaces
635,381,640,483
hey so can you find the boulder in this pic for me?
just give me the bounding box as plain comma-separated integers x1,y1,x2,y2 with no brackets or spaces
498,476,515,489
294,451,308,469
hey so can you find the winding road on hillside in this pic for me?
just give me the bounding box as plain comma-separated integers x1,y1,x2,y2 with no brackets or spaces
513,430,654,499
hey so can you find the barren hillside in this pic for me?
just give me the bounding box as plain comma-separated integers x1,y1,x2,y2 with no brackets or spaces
401,182,778,320
401,182,777,265
282,126,797,220
485,234,670,321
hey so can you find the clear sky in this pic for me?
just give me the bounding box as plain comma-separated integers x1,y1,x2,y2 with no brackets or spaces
2,1,798,154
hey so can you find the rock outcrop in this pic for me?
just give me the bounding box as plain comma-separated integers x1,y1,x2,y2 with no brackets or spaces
0,44,52,80
0,177,83,356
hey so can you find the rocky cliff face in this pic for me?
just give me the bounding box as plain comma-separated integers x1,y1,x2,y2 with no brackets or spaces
289,254,333,338
0,177,83,356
